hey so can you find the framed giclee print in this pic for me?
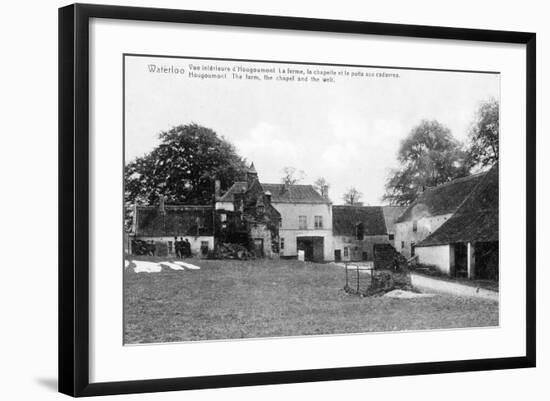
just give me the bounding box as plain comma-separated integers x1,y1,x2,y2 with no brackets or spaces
58,3,536,397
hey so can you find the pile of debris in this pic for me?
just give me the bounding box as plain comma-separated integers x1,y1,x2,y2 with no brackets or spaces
213,242,255,260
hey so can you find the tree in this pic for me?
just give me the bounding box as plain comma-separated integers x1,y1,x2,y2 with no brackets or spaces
280,166,305,185
467,98,499,169
124,123,248,224
343,187,363,205
313,177,330,198
383,120,470,206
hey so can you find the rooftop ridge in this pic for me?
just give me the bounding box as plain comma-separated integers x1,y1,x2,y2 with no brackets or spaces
260,182,316,188
136,204,213,209
423,171,487,192
332,205,382,209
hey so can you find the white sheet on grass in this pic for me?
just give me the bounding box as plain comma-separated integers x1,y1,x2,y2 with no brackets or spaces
159,261,185,271
173,261,201,270
133,260,162,273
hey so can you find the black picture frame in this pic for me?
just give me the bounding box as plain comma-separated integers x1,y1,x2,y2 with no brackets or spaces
59,3,536,397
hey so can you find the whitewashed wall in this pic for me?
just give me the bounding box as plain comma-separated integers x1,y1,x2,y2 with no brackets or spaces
416,245,452,275
274,202,333,261
134,235,215,256
394,213,452,258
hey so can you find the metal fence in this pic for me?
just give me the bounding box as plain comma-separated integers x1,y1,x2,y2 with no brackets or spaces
344,262,376,295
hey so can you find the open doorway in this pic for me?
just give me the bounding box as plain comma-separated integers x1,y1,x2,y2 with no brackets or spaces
453,242,468,277
297,236,324,262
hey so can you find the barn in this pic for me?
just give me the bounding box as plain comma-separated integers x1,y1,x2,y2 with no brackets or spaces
394,172,486,259
415,163,499,280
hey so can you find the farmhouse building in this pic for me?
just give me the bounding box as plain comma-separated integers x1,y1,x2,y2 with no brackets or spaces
131,200,215,256
216,166,282,258
217,163,332,262
394,172,486,259
415,163,498,280
332,205,405,263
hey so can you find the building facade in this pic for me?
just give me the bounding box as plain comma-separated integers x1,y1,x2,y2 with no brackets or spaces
217,164,332,262
394,173,486,259
131,201,215,256
332,205,405,263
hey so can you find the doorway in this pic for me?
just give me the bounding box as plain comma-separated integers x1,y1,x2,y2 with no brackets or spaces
453,242,468,277
253,238,264,258
296,236,324,262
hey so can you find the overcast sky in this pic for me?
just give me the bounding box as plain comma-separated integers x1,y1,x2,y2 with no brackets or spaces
125,55,499,205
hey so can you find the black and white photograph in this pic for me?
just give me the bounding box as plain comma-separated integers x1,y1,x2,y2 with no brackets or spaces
123,54,500,344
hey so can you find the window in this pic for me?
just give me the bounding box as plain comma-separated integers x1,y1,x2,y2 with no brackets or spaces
314,215,323,228
299,215,307,229
401,241,405,249
200,241,209,255
389,234,394,240
280,238,285,250
344,247,349,257
168,241,173,254
412,220,418,232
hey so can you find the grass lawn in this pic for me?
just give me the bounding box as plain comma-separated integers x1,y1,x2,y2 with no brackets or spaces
124,257,499,344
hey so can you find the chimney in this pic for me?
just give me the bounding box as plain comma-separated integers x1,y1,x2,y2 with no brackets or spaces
214,179,221,199
321,185,329,200
159,195,166,214
264,190,272,204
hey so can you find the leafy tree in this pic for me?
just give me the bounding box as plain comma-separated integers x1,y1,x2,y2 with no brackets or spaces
124,123,248,226
383,120,470,206
280,166,305,185
343,187,363,205
467,98,499,169
313,177,330,198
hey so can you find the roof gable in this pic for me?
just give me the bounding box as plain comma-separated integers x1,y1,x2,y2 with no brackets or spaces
218,181,248,202
382,206,407,233
396,173,486,223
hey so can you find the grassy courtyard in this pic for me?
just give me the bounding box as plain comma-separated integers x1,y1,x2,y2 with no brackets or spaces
124,257,499,344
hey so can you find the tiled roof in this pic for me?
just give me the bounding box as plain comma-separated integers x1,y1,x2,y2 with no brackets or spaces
418,163,498,247
134,205,214,237
395,173,486,223
219,182,329,204
261,183,329,204
333,206,388,236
